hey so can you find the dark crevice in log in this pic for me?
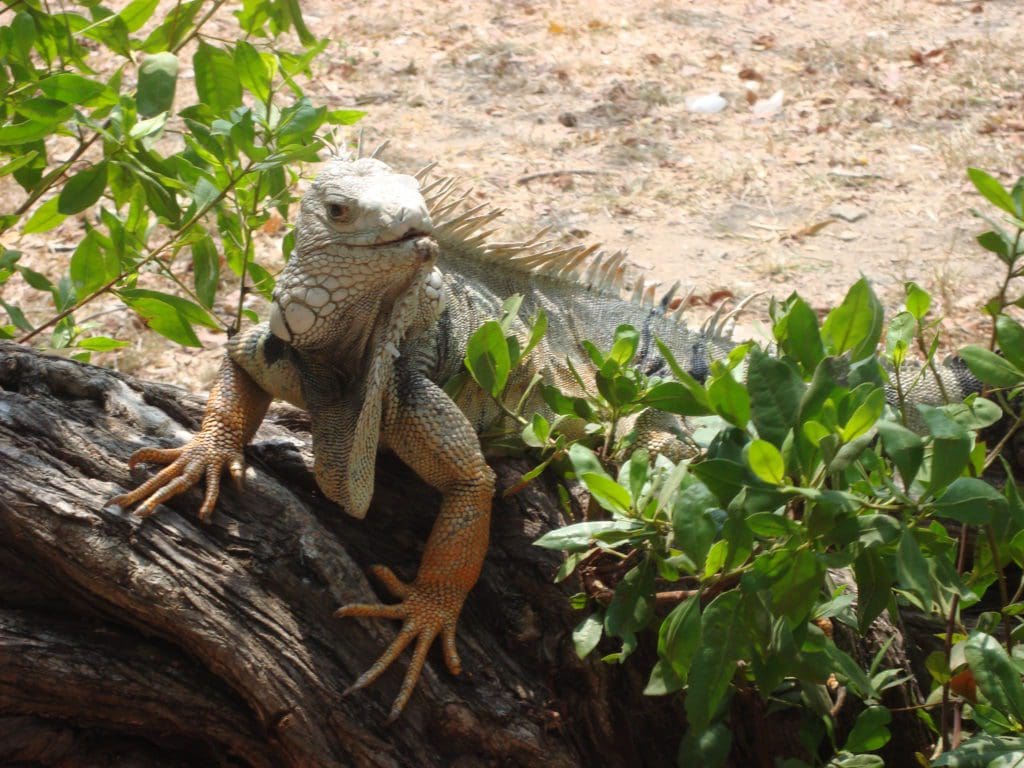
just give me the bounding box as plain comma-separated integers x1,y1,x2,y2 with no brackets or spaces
0,715,220,767
0,609,268,766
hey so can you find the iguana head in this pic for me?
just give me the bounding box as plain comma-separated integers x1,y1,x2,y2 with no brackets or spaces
269,157,436,355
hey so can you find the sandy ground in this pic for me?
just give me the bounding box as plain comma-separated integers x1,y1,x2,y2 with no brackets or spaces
2,0,1023,388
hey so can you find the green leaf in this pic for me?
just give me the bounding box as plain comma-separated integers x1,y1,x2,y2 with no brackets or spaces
0,150,41,179
772,294,824,372
854,547,893,633
876,419,924,486
608,324,639,365
918,405,971,492
76,336,129,351
22,197,67,234
626,449,648,504
747,439,785,485
572,612,603,659
641,380,712,416
746,512,798,538
120,288,218,348
58,162,108,214
15,98,73,125
997,315,1024,371
1,299,33,332
464,320,510,397
521,413,550,448
932,477,1007,525
129,113,168,140
943,397,1003,432
37,73,109,104
968,168,1019,217
234,41,271,103
885,311,914,365
136,51,179,117
520,309,547,362
678,722,732,768
821,277,884,361
326,109,367,125
568,443,607,479
896,526,935,609
15,265,54,294
756,548,825,624
840,388,885,442
125,297,200,346
905,281,931,320
671,479,718,572
691,458,746,509
966,632,1024,722
70,231,119,296
708,366,749,428
960,345,1024,387
658,594,701,683
644,659,684,696
605,560,654,639
533,520,642,552
0,120,52,146
278,97,326,142
843,706,892,754
932,734,1024,767
582,472,632,516
120,0,160,31
193,42,242,116
655,338,712,410
747,348,804,447
191,234,220,308
978,231,1013,265
685,590,743,731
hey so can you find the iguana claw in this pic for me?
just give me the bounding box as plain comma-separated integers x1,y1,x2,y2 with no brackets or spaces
112,439,245,520
336,565,464,722
112,357,271,521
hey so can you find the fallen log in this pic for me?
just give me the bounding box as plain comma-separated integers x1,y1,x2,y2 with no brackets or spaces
0,341,686,767
0,341,932,765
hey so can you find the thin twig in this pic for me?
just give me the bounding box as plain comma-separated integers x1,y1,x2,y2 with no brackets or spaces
18,160,254,344
516,169,613,186
985,523,1014,652
940,523,970,754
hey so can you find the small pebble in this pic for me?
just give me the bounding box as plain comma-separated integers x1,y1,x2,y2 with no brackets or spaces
831,203,868,223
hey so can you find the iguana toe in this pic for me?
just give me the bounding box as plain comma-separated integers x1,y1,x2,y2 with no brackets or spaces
335,577,466,721
112,440,245,521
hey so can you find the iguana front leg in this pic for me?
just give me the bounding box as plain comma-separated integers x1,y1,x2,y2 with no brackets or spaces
336,369,494,721
113,335,274,519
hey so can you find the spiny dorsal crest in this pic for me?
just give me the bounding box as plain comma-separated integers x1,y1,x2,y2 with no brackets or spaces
415,164,751,341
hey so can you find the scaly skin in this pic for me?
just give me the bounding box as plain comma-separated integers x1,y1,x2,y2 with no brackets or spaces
116,155,982,720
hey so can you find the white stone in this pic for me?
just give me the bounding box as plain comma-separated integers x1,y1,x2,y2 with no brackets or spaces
686,93,727,114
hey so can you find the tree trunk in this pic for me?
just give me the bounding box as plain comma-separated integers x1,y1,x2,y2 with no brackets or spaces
0,342,931,766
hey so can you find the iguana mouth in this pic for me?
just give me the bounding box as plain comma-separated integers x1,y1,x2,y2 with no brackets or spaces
331,229,433,249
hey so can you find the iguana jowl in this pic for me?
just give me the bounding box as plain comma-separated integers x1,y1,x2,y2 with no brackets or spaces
113,156,977,720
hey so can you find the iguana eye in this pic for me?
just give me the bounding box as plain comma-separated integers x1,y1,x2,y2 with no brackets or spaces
327,203,352,222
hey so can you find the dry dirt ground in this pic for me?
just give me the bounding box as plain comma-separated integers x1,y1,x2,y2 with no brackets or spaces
3,0,1024,388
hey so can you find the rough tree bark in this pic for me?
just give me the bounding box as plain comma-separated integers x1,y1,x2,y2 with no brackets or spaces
0,342,931,766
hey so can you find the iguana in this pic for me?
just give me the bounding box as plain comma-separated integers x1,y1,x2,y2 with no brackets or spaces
112,155,979,721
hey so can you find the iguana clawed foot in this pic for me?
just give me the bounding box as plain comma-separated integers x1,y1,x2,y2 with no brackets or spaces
336,564,465,722
112,435,244,520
